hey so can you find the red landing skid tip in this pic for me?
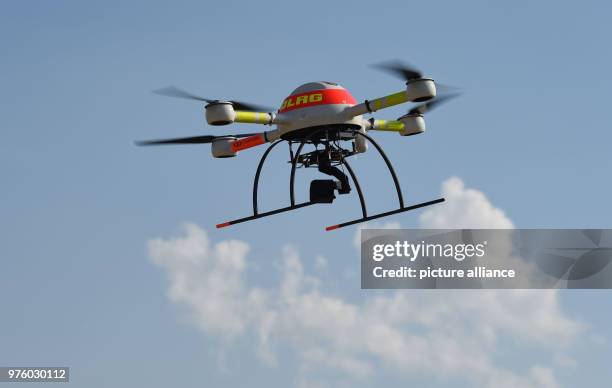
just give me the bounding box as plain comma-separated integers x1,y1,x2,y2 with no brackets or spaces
324,198,446,232
216,222,231,229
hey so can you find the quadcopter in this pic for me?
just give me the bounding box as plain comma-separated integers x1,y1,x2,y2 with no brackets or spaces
137,61,459,231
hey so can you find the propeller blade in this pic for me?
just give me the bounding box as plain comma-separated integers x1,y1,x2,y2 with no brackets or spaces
408,92,461,115
435,83,462,94
136,135,216,146
154,86,274,112
153,86,214,103
372,60,423,81
135,133,259,146
229,100,275,113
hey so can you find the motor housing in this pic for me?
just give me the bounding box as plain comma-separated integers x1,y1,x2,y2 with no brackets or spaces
398,113,426,136
205,102,236,126
211,136,237,158
405,78,436,102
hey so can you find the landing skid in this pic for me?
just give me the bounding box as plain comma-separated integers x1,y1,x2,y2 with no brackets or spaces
215,128,445,231
325,198,445,231
216,202,314,228
217,198,444,231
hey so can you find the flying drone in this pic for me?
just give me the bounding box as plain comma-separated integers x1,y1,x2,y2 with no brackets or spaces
137,61,460,231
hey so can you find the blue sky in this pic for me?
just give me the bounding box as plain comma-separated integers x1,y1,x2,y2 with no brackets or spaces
1,0,611,387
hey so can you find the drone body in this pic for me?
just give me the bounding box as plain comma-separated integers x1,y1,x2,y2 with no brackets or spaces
203,78,436,158
138,62,458,230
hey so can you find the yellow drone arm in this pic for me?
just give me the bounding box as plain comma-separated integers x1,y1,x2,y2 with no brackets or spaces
233,111,275,125
366,116,426,137
344,90,408,118
344,78,437,118
368,118,405,132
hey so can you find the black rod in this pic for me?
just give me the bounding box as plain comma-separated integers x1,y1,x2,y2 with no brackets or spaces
326,198,445,231
353,131,405,208
341,157,367,218
218,202,315,228
289,140,307,207
252,140,284,215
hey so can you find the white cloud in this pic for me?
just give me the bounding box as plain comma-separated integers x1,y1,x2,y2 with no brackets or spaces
148,223,258,339
420,176,513,229
314,255,328,271
148,178,584,388
353,221,402,250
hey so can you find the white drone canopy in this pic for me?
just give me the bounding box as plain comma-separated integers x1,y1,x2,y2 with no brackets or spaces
274,81,363,133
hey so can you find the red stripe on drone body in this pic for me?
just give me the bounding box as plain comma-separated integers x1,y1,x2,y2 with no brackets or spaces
278,89,356,113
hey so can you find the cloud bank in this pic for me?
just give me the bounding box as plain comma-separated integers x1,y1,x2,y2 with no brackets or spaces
148,177,583,388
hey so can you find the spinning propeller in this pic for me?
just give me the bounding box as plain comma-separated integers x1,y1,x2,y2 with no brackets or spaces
407,92,462,115
136,133,259,146
153,86,274,113
372,60,424,81
372,60,462,116
373,59,460,95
